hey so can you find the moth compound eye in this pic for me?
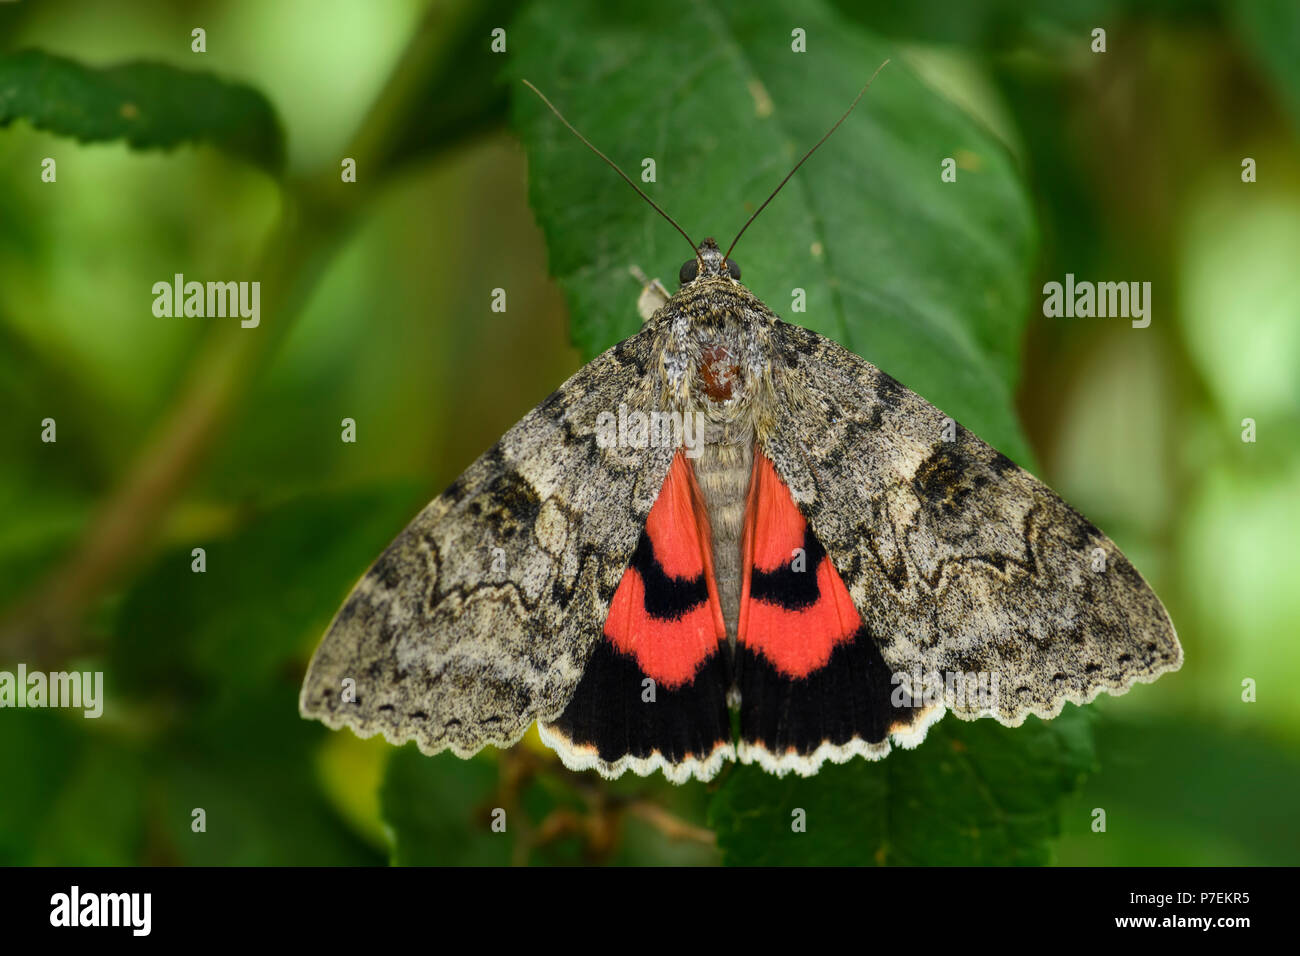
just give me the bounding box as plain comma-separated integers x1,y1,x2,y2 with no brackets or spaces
679,259,699,285
726,258,741,280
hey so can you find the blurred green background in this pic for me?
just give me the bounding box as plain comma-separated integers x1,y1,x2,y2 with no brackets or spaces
1,0,1297,865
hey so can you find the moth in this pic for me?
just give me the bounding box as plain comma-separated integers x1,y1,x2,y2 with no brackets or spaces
300,71,1181,782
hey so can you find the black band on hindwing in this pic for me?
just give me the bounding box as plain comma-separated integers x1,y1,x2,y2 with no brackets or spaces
747,525,827,611
737,623,926,753
626,530,710,621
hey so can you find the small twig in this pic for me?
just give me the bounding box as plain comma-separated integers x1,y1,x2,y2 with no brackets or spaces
532,809,585,845
624,800,717,846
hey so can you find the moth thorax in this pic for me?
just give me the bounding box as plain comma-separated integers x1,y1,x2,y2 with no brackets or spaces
695,343,744,404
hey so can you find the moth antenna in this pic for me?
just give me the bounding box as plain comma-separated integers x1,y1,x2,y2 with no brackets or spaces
521,79,701,264
725,59,890,262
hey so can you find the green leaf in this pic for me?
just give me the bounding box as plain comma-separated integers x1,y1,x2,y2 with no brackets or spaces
0,50,285,175
510,0,1037,463
381,749,516,866
709,709,1095,865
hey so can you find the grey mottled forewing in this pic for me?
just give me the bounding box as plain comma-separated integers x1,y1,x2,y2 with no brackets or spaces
299,331,674,756
763,321,1181,725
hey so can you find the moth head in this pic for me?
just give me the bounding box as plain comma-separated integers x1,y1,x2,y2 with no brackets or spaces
680,237,741,286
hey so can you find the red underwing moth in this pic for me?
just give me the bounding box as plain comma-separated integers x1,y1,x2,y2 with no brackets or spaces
300,68,1182,782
